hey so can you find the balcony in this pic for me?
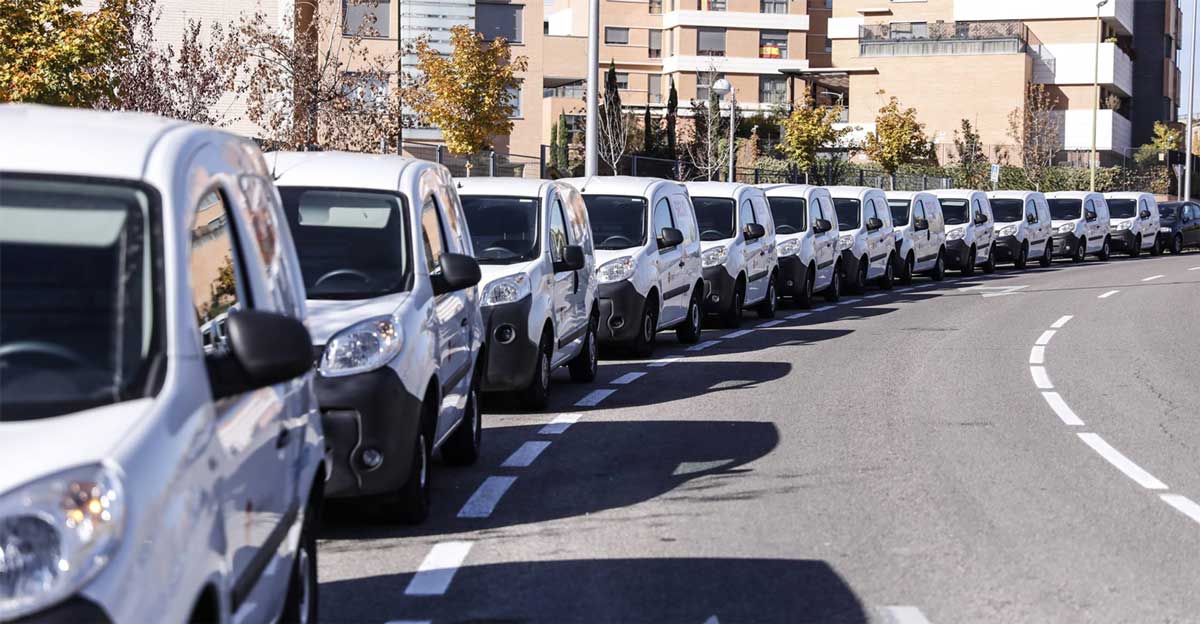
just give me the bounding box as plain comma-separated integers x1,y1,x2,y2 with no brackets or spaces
858,21,1054,73
1058,109,1131,153
1035,43,1133,96
952,0,1133,36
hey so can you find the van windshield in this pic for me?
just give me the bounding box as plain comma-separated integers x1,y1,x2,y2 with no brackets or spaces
766,196,807,234
990,199,1023,223
0,176,161,420
691,197,736,241
279,187,410,300
583,195,647,249
887,199,910,227
832,198,861,230
1107,199,1137,219
1048,199,1082,220
940,199,970,225
461,195,540,264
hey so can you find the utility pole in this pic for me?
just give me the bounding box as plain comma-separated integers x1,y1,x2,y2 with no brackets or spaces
1186,0,1198,199
1090,0,1109,192
584,0,600,176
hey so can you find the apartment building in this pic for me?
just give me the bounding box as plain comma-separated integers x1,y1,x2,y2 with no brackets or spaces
827,0,1182,164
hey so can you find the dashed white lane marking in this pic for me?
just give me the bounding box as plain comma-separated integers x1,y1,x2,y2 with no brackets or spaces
1029,346,1046,365
864,293,887,299
1030,366,1053,389
757,319,784,328
647,356,680,367
1098,290,1120,299
673,459,735,476
1189,266,1200,271
1142,274,1164,282
1041,392,1084,426
812,305,837,312
1050,315,1074,329
1160,494,1200,524
1077,433,1168,490
786,311,812,320
1035,330,1057,346
896,286,915,293
539,413,581,435
575,389,616,407
501,441,551,468
404,541,474,595
457,476,518,518
702,616,720,624
687,339,721,352
880,605,933,624
723,329,754,339
839,298,863,305
611,371,646,385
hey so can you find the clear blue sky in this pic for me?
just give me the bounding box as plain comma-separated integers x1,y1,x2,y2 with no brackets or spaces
1181,0,1197,118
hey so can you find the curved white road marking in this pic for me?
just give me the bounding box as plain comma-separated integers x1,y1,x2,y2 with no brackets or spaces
881,605,933,624
1029,346,1046,365
1030,366,1053,389
687,340,721,352
1142,274,1164,282
1161,494,1200,524
1035,330,1057,346
1050,315,1074,328
1041,392,1084,426
405,541,474,595
1077,433,1168,490
647,356,681,367
723,329,754,339
1098,290,1120,299
611,371,646,385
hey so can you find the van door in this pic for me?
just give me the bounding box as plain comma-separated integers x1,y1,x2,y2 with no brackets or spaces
548,193,582,355
1083,199,1100,252
864,197,887,276
751,194,776,291
652,196,685,325
972,197,992,263
420,193,469,441
811,195,836,285
669,193,701,304
739,198,765,302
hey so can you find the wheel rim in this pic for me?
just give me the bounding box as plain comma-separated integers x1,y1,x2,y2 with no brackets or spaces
418,434,428,489
588,328,597,372
471,390,481,445
806,273,814,299
644,312,654,342
691,299,701,331
296,545,312,624
539,351,550,389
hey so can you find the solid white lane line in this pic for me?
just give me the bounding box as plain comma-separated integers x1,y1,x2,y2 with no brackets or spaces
539,413,581,435
723,329,754,339
1098,290,1120,299
647,356,680,367
1041,392,1084,426
1035,330,1057,346
896,286,915,293
1029,346,1046,365
1160,494,1200,524
1077,433,1168,490
611,371,646,385
786,311,811,320
457,477,517,518
1142,274,1164,282
575,389,616,407
1050,315,1074,328
757,319,784,328
1030,366,1053,389
687,339,721,352
880,605,933,624
1189,266,1200,271
812,305,837,312
404,541,473,595
501,441,551,468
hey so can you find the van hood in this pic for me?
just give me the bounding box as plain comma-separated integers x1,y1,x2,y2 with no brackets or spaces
479,260,539,287
0,398,154,494
306,291,411,344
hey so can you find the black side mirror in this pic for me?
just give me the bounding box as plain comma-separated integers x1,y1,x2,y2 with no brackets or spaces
554,244,586,272
1140,209,1151,219
1027,214,1037,224
866,217,883,231
432,252,482,295
814,218,833,233
973,212,988,225
657,226,684,249
743,222,767,240
1085,211,1097,222
913,217,929,231
208,310,313,399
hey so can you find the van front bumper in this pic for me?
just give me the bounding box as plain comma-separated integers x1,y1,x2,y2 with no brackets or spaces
12,597,111,623
480,297,538,392
702,266,737,314
1053,232,1081,257
944,239,969,267
315,367,423,499
839,249,862,278
597,281,647,343
777,255,807,297
1108,229,1137,251
994,235,1023,260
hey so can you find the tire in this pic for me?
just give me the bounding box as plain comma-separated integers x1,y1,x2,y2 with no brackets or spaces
1040,240,1053,267
1130,234,1141,258
961,245,976,276
981,244,996,274
877,255,895,290
1097,237,1111,261
930,250,946,281
520,333,552,409
795,265,815,308
1072,238,1087,263
631,297,658,357
1171,234,1183,255
899,253,914,285
851,258,869,293
757,274,778,318
824,264,842,302
1014,241,1029,270
386,425,430,525
1150,234,1163,256
442,378,481,465
720,282,744,328
280,487,319,624
675,290,703,344
569,314,600,380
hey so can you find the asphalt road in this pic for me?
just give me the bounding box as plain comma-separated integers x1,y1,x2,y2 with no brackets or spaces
316,249,1200,624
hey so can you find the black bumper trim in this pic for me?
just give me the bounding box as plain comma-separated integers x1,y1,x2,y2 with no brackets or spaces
702,265,738,314
993,235,1022,260
597,281,648,343
1052,232,1081,257
777,255,806,296
481,297,539,392
13,598,111,624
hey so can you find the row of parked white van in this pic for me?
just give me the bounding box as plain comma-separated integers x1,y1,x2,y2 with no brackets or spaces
0,105,1178,624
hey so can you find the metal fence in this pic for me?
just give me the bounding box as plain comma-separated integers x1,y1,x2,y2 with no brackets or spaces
858,20,1055,76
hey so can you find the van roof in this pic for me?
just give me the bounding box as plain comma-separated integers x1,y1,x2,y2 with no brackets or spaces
269,151,425,190
758,184,820,196
989,190,1040,200
884,190,932,200
683,181,752,199
560,175,680,197
825,185,879,199
1103,191,1149,200
931,188,984,200
1044,191,1097,200
455,177,549,198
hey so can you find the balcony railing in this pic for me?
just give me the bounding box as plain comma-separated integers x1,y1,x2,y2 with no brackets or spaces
858,20,1056,76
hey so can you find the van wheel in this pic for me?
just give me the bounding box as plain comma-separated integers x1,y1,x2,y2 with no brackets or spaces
1072,238,1087,263
1014,241,1029,270
1097,237,1111,261
1150,234,1163,256
1130,234,1142,258
877,255,895,289
443,380,481,465
676,290,703,344
280,484,319,624
899,253,914,285
1040,240,1053,267
961,246,976,276
385,427,430,524
1170,234,1182,255
824,264,841,302
930,250,946,281
851,258,868,293
795,265,815,308
981,245,996,274
721,283,744,328
521,333,552,409
756,275,777,318
569,315,599,381
631,299,658,357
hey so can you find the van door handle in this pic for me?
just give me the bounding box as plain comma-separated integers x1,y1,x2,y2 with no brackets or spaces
678,260,685,267
460,317,468,327
275,427,290,449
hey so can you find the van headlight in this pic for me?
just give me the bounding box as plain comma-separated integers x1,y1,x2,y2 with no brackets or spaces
481,274,530,306
1111,221,1130,231
999,225,1017,237
701,246,728,268
0,464,124,621
320,315,403,377
947,228,964,240
596,256,636,283
837,234,854,251
1057,224,1076,234
777,239,801,257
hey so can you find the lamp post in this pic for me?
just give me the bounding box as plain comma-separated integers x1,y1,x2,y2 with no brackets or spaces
1090,0,1109,191
1185,0,1197,200
711,78,735,182
584,0,600,176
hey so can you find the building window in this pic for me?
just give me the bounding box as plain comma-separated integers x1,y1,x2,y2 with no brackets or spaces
649,30,662,58
648,74,662,103
696,71,725,100
341,73,388,109
759,75,787,105
605,27,630,45
506,85,522,118
615,72,629,90
649,0,662,14
825,36,832,53
760,0,787,14
343,0,390,37
760,31,788,59
703,0,726,11
477,3,522,43
698,28,726,56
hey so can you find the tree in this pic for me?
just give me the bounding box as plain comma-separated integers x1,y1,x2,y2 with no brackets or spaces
779,96,851,174
953,119,988,189
0,0,127,106
665,77,678,159
597,61,630,172
555,113,570,170
550,122,561,169
685,91,735,181
642,106,655,155
861,96,932,179
1134,120,1183,166
405,25,527,155
1007,83,1062,191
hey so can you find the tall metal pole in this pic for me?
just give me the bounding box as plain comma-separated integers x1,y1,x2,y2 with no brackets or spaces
585,0,600,176
1090,1,1107,191
727,91,736,182
1186,0,1198,199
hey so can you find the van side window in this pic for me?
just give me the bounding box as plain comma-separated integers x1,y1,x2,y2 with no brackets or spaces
1084,200,1096,219
652,197,675,239
1139,199,1150,216
190,191,245,354
549,197,569,262
972,199,985,223
670,194,697,242
751,197,772,231
421,196,447,273
1025,200,1038,223
913,200,926,224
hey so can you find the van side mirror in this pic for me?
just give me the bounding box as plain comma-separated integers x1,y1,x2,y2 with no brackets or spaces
865,217,883,231
1140,209,1151,219
743,222,766,240
1085,211,1097,222
1027,214,1037,224
973,212,988,225
814,218,833,233
432,252,482,295
554,244,586,272
657,226,684,249
207,310,313,399
913,217,929,231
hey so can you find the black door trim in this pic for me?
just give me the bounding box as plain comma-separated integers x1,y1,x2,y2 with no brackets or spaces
663,284,691,300
748,270,768,282
231,502,300,613
557,322,588,349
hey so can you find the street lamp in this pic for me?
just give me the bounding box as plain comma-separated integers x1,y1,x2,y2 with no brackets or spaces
1090,0,1109,191
1185,0,1197,200
584,0,599,176
711,78,736,182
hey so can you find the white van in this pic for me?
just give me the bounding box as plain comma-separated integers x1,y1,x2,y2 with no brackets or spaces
456,178,599,409
686,182,780,325
272,151,484,524
564,177,704,355
828,186,896,292
1046,191,1112,262
933,189,996,276
1104,191,1162,257
988,190,1054,268
886,191,947,283
0,105,323,623
760,184,842,305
